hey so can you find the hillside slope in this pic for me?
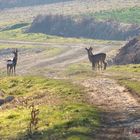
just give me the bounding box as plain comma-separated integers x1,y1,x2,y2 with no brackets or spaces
114,37,140,64
28,15,140,40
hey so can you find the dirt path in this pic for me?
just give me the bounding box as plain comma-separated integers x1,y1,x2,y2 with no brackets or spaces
81,76,140,140
0,40,120,75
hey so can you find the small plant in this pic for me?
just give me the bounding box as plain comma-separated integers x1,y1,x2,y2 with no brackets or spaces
27,104,40,137
22,98,30,108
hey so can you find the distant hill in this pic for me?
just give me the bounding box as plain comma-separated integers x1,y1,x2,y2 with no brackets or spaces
114,37,140,64
0,0,71,9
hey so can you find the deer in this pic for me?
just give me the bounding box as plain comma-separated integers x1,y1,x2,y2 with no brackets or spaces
7,48,18,76
85,47,107,70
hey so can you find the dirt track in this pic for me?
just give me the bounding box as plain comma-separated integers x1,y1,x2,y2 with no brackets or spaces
81,77,140,140
0,39,123,74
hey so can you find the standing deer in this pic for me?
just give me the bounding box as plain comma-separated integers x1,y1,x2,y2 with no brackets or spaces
85,47,107,70
7,49,18,75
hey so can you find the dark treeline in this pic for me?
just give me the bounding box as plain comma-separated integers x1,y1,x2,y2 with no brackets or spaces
0,0,71,9
28,15,140,40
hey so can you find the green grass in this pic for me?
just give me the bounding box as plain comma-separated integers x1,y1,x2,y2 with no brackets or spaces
0,76,82,97
64,63,100,79
91,7,140,24
108,64,140,73
1,23,29,32
119,79,140,95
108,64,140,96
0,76,100,140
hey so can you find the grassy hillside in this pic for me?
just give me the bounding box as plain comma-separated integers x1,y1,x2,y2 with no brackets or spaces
0,76,100,139
92,7,140,24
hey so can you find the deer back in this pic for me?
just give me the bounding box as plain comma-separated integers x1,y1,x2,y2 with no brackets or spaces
93,53,106,62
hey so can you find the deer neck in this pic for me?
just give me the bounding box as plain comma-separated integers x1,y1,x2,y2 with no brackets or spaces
87,51,94,62
13,55,18,65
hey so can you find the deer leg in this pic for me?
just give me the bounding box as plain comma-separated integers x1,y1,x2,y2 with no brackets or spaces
7,66,8,74
12,68,13,76
9,67,11,75
12,66,14,76
95,63,97,71
10,66,13,76
9,68,11,76
100,62,102,71
7,65,9,76
14,66,16,75
97,63,100,71
96,62,100,71
103,61,107,70
100,61,103,71
92,63,95,70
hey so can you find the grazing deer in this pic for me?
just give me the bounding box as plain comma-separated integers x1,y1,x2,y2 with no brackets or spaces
7,49,18,75
85,47,107,70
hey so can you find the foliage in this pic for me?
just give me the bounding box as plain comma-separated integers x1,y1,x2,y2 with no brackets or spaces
92,7,140,24
28,104,40,136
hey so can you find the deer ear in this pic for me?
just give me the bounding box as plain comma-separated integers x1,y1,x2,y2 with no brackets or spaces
89,47,93,51
13,48,18,53
85,48,88,50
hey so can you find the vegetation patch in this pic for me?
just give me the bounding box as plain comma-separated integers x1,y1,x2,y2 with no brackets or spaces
92,7,140,24
119,79,140,96
0,76,100,139
108,64,140,96
108,64,140,73
0,27,102,43
1,23,29,32
64,63,99,78
0,76,82,97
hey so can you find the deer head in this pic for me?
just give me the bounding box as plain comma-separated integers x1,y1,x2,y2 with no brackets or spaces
89,47,93,51
85,47,93,55
12,48,18,56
